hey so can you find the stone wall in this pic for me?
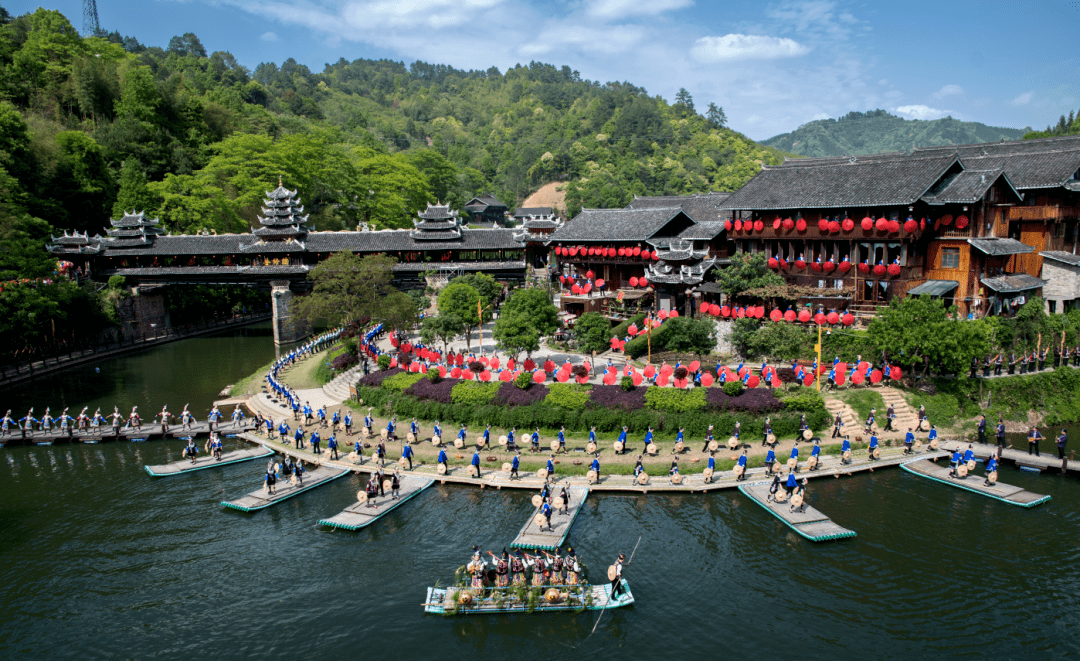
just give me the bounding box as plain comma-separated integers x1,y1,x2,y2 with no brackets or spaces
1041,259,1080,312
117,290,170,337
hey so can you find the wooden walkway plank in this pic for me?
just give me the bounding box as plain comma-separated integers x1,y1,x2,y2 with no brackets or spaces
509,486,589,550
317,476,433,530
937,440,1073,473
423,581,633,615
221,464,350,512
900,458,1051,508
144,446,274,477
738,482,856,542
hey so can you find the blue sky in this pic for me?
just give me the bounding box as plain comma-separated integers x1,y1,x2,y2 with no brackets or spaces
11,0,1080,140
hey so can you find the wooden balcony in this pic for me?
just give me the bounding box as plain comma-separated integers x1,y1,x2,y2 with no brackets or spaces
1007,206,1080,221
729,222,920,242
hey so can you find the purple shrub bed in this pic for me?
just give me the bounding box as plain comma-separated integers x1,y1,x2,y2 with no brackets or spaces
356,368,403,387
405,377,459,404
331,352,358,371
706,388,783,413
775,368,800,384
588,385,646,411
493,381,549,406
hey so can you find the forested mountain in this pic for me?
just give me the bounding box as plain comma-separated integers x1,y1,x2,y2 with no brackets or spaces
762,110,1028,158
1024,108,1080,139
0,5,788,245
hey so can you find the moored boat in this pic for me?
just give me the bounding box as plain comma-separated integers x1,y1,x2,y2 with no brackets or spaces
423,582,633,615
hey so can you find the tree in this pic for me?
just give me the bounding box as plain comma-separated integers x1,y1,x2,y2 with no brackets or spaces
867,294,987,376
448,272,499,307
500,287,559,337
712,253,784,298
437,282,481,349
166,33,207,58
663,317,716,354
493,311,540,360
354,148,432,229
403,149,462,208
112,157,156,218
420,313,463,352
292,252,401,328
674,88,695,115
706,102,727,129
574,312,611,354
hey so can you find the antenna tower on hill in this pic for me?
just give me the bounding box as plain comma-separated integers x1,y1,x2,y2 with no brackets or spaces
82,0,101,36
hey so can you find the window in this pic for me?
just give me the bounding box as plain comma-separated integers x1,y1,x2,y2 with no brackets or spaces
835,279,844,290
941,247,960,269
818,279,826,289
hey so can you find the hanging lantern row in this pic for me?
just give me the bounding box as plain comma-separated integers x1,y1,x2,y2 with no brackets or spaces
724,216,933,236
696,301,855,326
553,245,660,261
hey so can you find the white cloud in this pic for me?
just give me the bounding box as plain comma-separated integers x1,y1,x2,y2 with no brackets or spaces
259,31,279,42
340,0,503,30
691,34,811,63
1008,91,1034,106
933,84,964,99
519,23,645,56
894,104,949,120
586,0,692,19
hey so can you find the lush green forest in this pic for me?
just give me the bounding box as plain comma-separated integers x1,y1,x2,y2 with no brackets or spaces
762,110,1028,157
1024,108,1080,139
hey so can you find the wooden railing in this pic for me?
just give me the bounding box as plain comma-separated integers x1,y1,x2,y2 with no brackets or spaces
1007,206,1080,221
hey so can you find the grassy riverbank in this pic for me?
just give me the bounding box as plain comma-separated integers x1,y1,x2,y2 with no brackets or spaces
228,361,274,397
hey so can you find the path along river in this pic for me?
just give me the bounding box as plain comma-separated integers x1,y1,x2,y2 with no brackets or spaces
2,325,1080,658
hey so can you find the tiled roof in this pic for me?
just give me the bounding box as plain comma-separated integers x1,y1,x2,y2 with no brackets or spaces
914,135,1080,190
907,280,959,296
717,153,960,210
412,219,458,230
101,265,311,277
391,260,526,272
547,208,693,243
464,194,508,211
677,221,726,240
1039,251,1080,267
981,274,1046,293
265,185,298,200
513,207,553,217
626,192,731,223
967,237,1035,256
239,240,306,253
410,229,462,241
921,168,1021,205
111,211,160,228
521,219,559,229
417,203,457,220
252,225,304,237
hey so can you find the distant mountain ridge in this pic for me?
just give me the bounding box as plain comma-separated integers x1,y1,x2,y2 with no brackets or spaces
762,110,1029,158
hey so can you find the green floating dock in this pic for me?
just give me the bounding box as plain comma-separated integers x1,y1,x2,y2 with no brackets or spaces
221,464,351,512
738,482,856,542
144,446,274,477
901,458,1051,508
318,476,433,530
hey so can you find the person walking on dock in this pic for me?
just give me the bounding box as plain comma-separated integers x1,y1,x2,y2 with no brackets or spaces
106,408,120,436
978,415,987,445
184,438,198,465
868,434,879,461
211,434,223,460
180,405,193,431
376,440,386,466
59,409,74,439
344,411,352,436
391,471,400,499
471,450,481,478
767,471,782,502
764,448,776,474
19,409,37,438
904,428,915,455
540,500,552,532
633,455,644,478
265,465,277,495
1028,426,1042,456
610,554,626,599
157,407,172,434
402,442,413,470
1056,429,1067,461
438,448,448,473
809,439,821,469
0,410,12,438
294,427,306,450
590,456,600,482
206,406,219,431
948,448,962,477
231,406,244,428
984,456,999,486
510,452,520,480
789,442,800,472
790,478,809,514
841,436,852,464
832,411,843,438
545,455,555,481
995,418,1006,450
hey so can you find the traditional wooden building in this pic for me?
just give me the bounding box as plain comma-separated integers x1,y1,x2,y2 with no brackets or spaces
463,194,509,226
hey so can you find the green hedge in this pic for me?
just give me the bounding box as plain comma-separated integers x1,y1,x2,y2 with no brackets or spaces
643,387,706,413
383,372,425,392
612,313,647,339
450,381,501,406
544,383,592,410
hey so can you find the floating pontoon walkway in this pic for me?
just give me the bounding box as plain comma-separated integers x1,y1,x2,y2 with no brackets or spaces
0,421,253,446
738,482,856,542
144,446,274,476
938,440,1076,474
509,486,589,550
423,581,633,615
221,465,350,512
901,458,1051,508
317,476,433,530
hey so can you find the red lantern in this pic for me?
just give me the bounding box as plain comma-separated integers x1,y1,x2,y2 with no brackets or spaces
782,218,795,230
569,247,578,256
629,277,638,287
724,220,732,232
784,310,797,322
734,220,743,231
721,305,731,317
858,263,870,274
955,215,969,229
768,257,779,269
641,250,651,260
796,219,807,232
773,219,782,230
736,307,746,318
873,264,887,277
618,247,626,256
828,220,841,233
861,217,874,231
743,222,753,235
798,309,811,323
638,277,648,287
904,219,918,233
887,264,901,277
875,218,888,231
842,313,854,326
888,220,900,233
818,219,830,232
842,218,855,232
941,214,953,226
838,260,852,274
794,259,807,270
754,220,764,231
710,303,721,316
826,312,839,325
632,247,641,256
822,261,836,273
771,309,783,322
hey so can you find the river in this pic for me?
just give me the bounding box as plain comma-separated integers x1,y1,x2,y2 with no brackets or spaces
1,326,1080,658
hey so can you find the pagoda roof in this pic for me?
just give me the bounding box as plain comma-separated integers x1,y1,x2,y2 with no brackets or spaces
412,218,459,230
111,211,161,228
417,203,458,220
265,184,299,200
253,225,305,237
409,228,463,241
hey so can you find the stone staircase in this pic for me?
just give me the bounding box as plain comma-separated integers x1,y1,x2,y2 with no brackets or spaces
321,365,361,403
877,386,920,435
823,386,920,438
823,398,859,434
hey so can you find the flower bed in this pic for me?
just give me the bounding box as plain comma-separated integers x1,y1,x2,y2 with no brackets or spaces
545,383,593,410
588,385,646,411
493,382,549,406
404,377,458,404
356,368,403,387
705,388,783,413
451,381,501,406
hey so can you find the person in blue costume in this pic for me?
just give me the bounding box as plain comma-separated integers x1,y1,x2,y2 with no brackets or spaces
809,439,821,470
841,436,852,464
904,428,916,455
470,450,481,478
764,448,777,474
510,452,520,480
984,455,999,486
437,447,448,472
310,430,321,455
591,456,600,481
948,448,962,477
402,442,414,470
736,449,748,481
868,434,879,461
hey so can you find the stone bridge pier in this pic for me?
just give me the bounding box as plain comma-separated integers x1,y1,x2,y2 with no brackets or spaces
271,280,310,345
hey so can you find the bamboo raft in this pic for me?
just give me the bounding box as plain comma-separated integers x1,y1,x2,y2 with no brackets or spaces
423,581,633,615
220,464,350,512
510,486,589,550
144,446,274,477
738,482,856,542
317,476,433,530
901,458,1051,508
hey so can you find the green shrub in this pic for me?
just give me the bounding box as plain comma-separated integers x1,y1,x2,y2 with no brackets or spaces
620,376,634,392
383,372,424,392
576,312,613,354
644,387,706,413
377,354,392,371
427,369,442,383
515,371,533,389
342,336,358,355
544,383,592,410
612,313,647,339
774,387,826,414
722,380,743,397
451,381,501,406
